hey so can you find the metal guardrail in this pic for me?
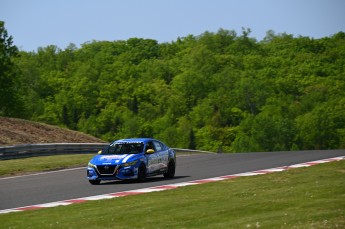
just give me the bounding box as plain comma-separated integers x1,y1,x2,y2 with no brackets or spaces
0,143,108,160
0,143,215,160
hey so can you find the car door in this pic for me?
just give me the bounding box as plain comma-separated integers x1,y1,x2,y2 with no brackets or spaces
145,141,159,174
153,140,169,171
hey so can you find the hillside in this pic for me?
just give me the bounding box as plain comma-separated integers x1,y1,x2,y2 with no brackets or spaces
0,117,105,146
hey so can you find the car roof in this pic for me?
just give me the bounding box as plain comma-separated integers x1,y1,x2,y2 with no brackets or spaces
114,138,155,144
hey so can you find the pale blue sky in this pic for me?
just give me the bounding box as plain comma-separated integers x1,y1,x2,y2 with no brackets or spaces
1,0,344,52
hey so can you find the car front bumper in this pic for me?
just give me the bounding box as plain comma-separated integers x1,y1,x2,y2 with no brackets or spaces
87,166,138,181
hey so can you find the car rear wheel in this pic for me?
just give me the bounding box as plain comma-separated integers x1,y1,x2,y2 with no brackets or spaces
137,163,147,182
89,180,101,185
164,160,175,179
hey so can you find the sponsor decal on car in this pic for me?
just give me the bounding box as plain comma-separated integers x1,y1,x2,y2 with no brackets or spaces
122,154,134,163
100,155,127,161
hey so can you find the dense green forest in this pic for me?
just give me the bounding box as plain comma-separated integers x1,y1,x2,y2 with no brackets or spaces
1,21,345,152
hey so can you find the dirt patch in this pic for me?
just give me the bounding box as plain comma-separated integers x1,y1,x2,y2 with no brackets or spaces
0,117,105,146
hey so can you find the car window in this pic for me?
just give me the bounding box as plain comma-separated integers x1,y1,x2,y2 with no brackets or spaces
105,145,116,155
153,141,162,152
103,143,144,155
145,141,155,151
160,142,167,150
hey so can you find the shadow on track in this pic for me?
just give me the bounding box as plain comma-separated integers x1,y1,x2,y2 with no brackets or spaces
99,175,190,185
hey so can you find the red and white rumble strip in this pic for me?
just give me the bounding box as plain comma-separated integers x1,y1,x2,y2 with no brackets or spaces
1,156,344,214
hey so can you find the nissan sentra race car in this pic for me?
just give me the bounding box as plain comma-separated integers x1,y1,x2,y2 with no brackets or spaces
87,138,176,185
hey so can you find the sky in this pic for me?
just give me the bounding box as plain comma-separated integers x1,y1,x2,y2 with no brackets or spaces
1,0,345,52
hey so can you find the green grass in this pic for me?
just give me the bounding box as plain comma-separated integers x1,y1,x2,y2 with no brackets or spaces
1,160,344,228
0,154,94,176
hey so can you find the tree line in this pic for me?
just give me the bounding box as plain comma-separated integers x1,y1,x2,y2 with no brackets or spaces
1,21,345,152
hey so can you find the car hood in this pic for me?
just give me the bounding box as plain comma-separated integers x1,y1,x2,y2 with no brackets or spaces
91,154,140,165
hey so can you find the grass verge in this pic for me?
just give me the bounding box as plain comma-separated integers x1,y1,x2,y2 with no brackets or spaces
1,160,344,228
0,154,93,177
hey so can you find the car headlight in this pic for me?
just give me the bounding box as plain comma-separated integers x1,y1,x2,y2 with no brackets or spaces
122,160,138,167
88,162,96,168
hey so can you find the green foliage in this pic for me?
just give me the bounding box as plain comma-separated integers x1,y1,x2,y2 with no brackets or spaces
6,26,345,152
0,21,24,117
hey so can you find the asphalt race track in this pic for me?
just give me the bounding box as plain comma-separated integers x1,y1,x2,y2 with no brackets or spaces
1,150,345,211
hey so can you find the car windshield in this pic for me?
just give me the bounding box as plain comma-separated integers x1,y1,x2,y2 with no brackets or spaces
102,142,144,155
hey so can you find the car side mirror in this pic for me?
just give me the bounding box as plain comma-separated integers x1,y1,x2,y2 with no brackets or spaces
146,149,155,154
98,150,102,155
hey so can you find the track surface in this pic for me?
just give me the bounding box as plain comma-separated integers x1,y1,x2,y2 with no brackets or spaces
1,150,344,210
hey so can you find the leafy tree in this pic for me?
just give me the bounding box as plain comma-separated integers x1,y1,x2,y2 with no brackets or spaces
0,21,24,117
6,26,345,152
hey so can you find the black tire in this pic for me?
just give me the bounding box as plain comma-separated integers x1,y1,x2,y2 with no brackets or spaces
89,180,101,185
137,163,147,182
164,160,175,179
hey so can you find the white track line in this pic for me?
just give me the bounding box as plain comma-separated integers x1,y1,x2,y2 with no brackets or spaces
0,167,85,180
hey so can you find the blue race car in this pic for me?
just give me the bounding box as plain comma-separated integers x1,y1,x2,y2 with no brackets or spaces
87,138,176,185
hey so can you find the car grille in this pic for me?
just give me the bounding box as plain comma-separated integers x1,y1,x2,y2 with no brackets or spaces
96,165,118,175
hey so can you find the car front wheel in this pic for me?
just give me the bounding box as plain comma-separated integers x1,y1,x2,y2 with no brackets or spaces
137,163,147,182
